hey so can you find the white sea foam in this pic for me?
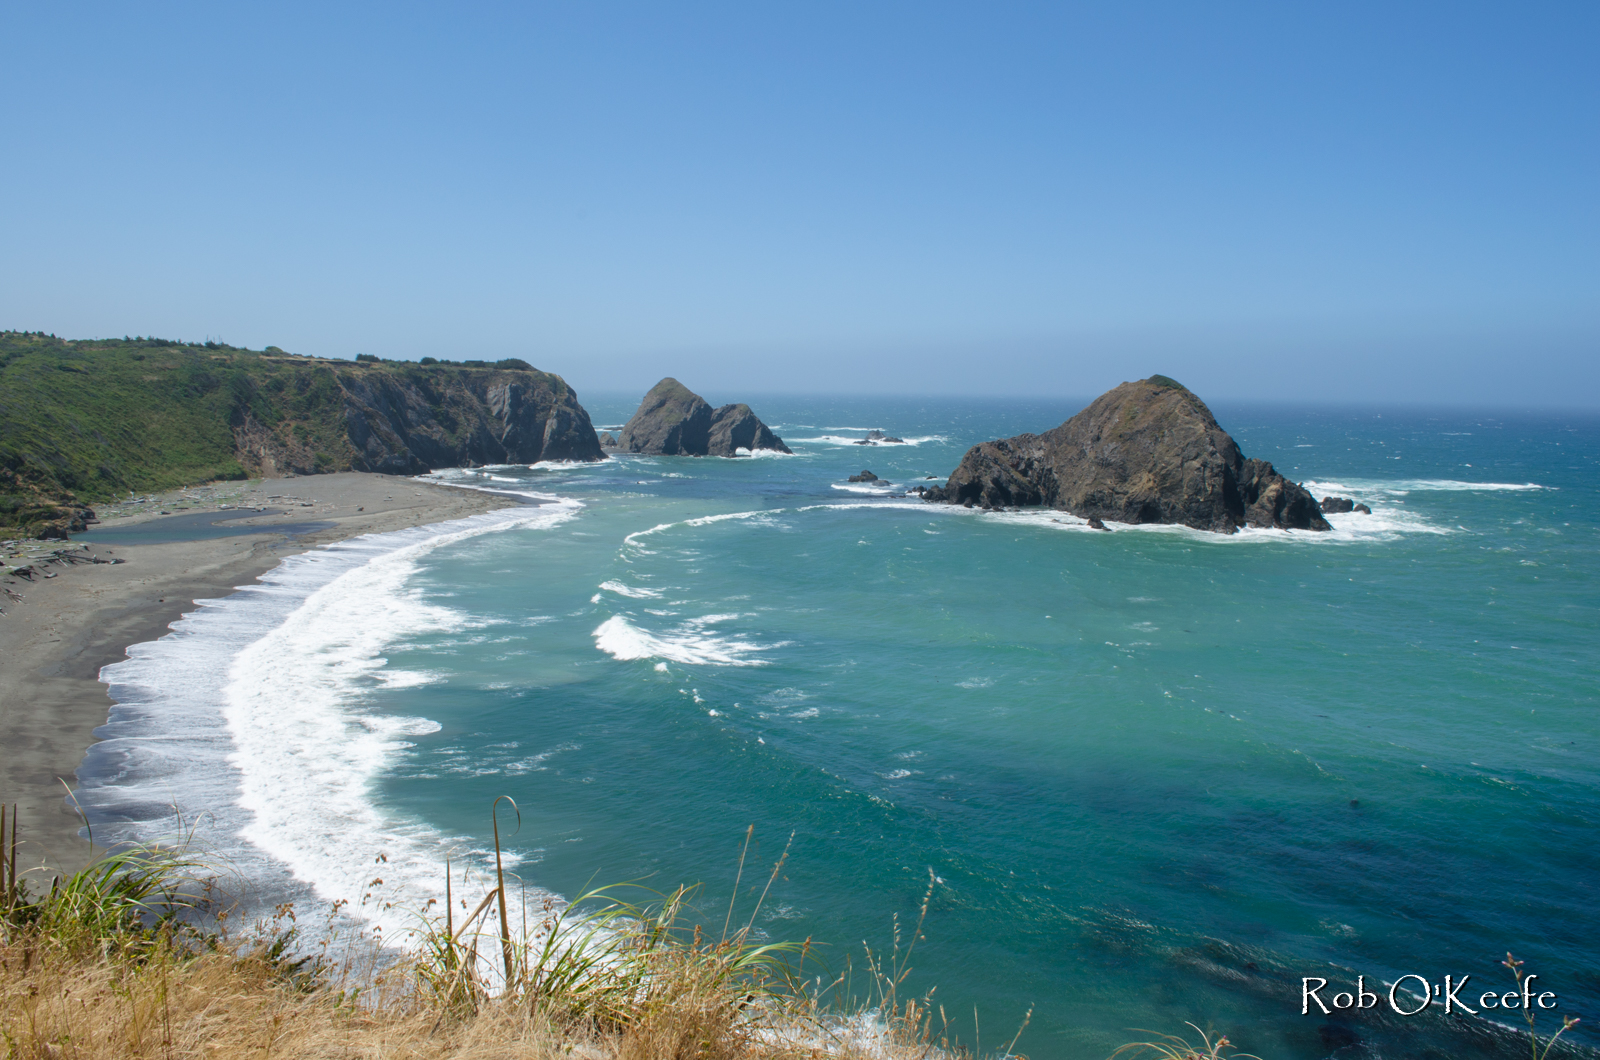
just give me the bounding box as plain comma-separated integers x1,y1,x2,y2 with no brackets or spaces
788,434,944,447
592,615,787,667
622,509,787,550
795,501,933,513
830,481,901,494
703,497,1445,545
80,500,580,939
598,580,663,599
976,505,1448,543
1304,477,1546,496
418,469,570,503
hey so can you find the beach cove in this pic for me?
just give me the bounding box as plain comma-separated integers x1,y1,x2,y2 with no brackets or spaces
0,473,520,875
15,396,1592,1059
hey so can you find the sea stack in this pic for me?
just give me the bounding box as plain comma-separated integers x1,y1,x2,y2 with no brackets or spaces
922,375,1330,533
617,379,792,456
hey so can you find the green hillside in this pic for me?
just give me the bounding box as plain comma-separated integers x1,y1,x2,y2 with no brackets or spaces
0,331,594,537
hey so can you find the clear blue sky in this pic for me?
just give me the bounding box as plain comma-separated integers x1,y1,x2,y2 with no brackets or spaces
2,2,1595,404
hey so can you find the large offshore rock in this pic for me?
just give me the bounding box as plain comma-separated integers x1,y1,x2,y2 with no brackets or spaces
707,403,792,456
618,379,790,456
923,375,1329,533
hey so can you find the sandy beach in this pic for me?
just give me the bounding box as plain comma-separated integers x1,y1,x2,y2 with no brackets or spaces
0,472,519,878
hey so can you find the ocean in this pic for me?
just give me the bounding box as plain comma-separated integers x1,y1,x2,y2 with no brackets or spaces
78,395,1599,1059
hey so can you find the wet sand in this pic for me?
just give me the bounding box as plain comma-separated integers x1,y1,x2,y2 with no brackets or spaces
0,473,518,878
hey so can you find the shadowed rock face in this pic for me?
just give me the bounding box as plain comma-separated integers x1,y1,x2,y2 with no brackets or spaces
336,367,605,473
618,379,791,456
707,403,791,455
923,375,1329,533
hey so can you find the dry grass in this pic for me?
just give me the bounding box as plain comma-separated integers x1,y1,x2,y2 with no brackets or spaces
0,890,928,1060
0,809,963,1060
1108,1024,1257,1060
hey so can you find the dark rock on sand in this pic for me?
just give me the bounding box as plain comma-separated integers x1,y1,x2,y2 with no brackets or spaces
617,379,791,456
922,375,1330,534
848,470,880,483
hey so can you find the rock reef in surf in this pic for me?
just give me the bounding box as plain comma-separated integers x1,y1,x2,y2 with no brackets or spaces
617,379,792,456
1320,495,1372,515
921,375,1330,534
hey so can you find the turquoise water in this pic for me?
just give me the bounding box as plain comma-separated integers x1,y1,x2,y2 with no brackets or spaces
98,397,1600,1059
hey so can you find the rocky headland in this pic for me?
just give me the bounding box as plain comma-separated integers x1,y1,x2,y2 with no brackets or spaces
920,375,1330,533
616,378,792,456
0,332,607,536
322,364,605,474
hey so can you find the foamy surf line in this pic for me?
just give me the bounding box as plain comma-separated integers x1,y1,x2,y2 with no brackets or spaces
1305,477,1547,495
418,468,574,500
78,500,581,940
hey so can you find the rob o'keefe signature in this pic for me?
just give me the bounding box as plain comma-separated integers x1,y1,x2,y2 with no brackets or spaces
1302,974,1559,1017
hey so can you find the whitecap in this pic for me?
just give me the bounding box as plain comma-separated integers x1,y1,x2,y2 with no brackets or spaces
592,615,786,667
598,579,663,599
1304,477,1545,496
623,509,787,549
830,482,901,495
788,434,944,447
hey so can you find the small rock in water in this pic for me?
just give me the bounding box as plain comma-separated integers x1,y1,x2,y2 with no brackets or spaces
1087,516,1110,531
1320,495,1356,513
1353,502,1372,514
848,470,880,483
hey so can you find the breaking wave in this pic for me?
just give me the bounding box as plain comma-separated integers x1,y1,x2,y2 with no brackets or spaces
592,614,787,667
79,501,580,939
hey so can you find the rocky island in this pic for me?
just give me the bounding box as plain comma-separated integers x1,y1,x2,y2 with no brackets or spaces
920,375,1330,533
615,378,792,456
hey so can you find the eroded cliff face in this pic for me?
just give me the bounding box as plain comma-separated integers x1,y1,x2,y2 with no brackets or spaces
236,363,605,477
617,379,791,456
923,376,1329,533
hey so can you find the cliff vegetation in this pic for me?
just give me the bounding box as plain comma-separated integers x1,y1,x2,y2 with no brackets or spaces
0,332,602,537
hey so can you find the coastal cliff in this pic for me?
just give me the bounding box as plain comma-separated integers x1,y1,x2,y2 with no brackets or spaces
617,378,791,456
251,360,604,476
922,375,1329,533
0,332,604,535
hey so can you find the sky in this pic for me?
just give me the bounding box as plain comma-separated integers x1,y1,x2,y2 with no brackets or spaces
2,2,1596,404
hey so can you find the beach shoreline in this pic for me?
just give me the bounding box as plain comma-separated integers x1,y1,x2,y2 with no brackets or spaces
0,471,521,878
